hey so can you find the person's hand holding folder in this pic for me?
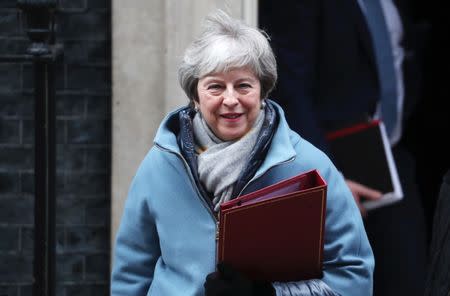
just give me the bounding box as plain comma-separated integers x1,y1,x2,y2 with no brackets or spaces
345,179,383,217
326,120,404,212
204,262,275,296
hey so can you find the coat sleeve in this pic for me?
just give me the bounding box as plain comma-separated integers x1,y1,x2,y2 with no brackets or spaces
271,141,374,296
319,164,374,295
110,164,161,296
273,279,340,296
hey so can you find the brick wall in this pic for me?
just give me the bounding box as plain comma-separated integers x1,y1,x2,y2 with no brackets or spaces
0,0,111,295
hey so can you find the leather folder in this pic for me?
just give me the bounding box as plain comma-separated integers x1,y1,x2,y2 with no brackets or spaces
326,120,403,210
218,169,327,282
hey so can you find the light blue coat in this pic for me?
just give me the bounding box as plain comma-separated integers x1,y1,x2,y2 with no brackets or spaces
111,103,374,296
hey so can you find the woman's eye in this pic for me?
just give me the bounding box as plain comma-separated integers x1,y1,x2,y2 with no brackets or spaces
207,84,222,90
238,83,251,89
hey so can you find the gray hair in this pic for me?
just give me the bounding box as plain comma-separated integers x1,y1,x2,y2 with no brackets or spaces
178,9,277,102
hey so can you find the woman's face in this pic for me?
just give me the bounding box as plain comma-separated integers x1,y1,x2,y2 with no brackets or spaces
196,67,262,141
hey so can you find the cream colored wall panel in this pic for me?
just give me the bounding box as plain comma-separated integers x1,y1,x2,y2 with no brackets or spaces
112,0,165,248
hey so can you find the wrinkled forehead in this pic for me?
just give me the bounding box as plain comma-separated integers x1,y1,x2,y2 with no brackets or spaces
198,67,259,83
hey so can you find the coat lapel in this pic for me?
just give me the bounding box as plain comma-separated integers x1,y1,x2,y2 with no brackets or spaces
346,0,378,74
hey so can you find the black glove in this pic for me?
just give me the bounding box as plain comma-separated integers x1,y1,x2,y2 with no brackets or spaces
204,262,275,296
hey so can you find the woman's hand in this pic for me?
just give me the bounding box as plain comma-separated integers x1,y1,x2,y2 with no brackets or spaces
204,262,274,296
345,179,383,218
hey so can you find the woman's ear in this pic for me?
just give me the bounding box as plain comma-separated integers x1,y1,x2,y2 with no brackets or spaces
261,99,267,109
190,100,199,113
189,99,197,108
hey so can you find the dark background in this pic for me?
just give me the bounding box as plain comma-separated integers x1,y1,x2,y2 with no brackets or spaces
403,1,450,237
0,0,111,295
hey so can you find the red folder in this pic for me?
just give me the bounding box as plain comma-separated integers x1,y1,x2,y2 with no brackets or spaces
218,169,327,282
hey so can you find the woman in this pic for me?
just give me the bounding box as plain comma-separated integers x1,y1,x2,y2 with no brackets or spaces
111,10,374,296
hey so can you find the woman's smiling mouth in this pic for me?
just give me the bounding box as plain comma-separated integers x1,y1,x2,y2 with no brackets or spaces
221,113,243,122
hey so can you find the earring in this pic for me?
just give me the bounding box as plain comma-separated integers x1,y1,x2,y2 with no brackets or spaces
261,100,267,109
194,105,199,113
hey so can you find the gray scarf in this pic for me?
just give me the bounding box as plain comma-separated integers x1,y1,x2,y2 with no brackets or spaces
193,110,265,212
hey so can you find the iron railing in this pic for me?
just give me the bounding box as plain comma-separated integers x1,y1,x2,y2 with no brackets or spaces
0,1,62,295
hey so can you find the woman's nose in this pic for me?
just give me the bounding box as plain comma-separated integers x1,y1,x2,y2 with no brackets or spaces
223,87,238,106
